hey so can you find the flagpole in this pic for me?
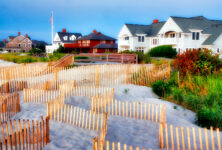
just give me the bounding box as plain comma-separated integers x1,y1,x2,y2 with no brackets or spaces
52,11,53,44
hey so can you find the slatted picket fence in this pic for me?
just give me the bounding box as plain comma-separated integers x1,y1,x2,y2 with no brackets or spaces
0,92,20,122
46,103,107,132
0,116,50,150
93,140,153,150
23,86,114,104
91,97,166,123
1,64,171,91
159,123,222,150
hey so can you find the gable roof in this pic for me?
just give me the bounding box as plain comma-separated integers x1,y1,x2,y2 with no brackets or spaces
93,43,117,49
78,32,116,41
170,16,222,45
57,32,82,43
125,22,165,37
124,16,222,45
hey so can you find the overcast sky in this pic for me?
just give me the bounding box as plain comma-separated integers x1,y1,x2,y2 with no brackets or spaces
1,0,222,43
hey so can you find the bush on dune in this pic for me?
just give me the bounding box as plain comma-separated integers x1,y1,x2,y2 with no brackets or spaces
174,49,222,76
148,45,177,58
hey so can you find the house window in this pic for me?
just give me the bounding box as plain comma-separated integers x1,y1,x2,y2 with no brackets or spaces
23,44,26,47
138,36,141,42
196,32,200,40
217,48,220,53
192,32,196,40
179,33,181,38
69,35,76,41
192,32,200,40
93,49,97,53
100,41,105,44
152,39,158,45
170,34,175,38
138,36,144,42
125,37,129,40
18,44,21,47
63,36,68,41
111,41,113,44
28,44,31,47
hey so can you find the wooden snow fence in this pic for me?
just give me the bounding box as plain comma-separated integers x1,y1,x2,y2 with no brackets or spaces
0,116,50,150
46,103,107,132
1,64,171,90
159,123,222,150
23,86,114,104
91,98,166,123
93,113,108,150
129,63,171,86
0,93,20,122
23,88,60,104
93,140,153,150
59,85,114,103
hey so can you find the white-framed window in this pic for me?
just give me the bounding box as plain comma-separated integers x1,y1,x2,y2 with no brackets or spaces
125,37,129,40
170,34,175,38
93,49,97,53
179,33,181,38
18,44,21,47
23,44,26,47
138,36,144,42
28,44,31,47
152,39,158,45
69,35,76,41
192,32,200,40
63,36,68,41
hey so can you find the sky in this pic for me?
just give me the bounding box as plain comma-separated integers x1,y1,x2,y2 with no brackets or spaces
0,0,222,44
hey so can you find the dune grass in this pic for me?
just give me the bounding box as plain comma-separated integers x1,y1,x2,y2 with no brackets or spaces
0,53,65,63
152,72,222,129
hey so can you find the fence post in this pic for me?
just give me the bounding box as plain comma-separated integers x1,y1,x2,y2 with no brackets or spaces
6,69,9,93
46,116,50,144
95,67,99,87
121,54,124,64
93,138,98,150
55,68,58,90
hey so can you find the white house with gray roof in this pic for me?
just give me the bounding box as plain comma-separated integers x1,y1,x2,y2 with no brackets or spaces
118,16,222,55
46,29,82,53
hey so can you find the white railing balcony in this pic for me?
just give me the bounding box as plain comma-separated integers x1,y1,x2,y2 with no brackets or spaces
161,38,178,45
118,40,130,46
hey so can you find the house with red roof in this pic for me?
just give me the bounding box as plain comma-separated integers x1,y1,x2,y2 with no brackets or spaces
64,30,118,53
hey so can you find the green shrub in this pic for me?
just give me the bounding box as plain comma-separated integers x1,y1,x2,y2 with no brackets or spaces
152,80,171,97
197,105,222,129
148,45,177,58
55,45,65,53
29,48,44,55
172,88,184,104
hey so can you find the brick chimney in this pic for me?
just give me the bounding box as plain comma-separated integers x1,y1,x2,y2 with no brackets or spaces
26,34,28,38
18,32,21,36
62,29,67,33
93,30,97,33
153,19,159,24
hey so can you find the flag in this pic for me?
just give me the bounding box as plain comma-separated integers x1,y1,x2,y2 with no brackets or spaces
51,12,53,25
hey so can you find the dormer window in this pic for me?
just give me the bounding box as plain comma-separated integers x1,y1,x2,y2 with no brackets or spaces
138,36,144,42
63,36,68,41
192,32,200,40
69,35,76,41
